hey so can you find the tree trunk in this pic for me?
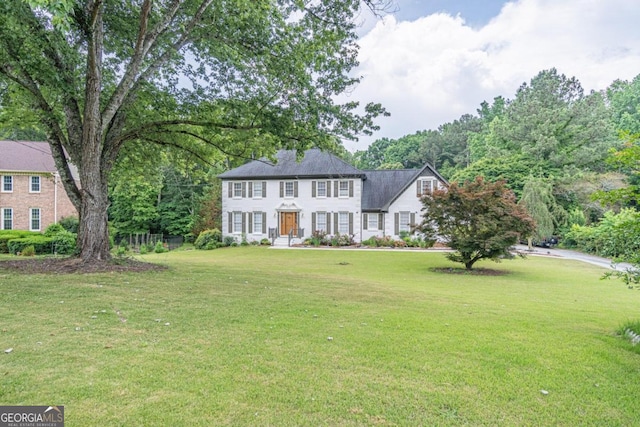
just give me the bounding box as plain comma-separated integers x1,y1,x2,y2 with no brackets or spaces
77,151,111,261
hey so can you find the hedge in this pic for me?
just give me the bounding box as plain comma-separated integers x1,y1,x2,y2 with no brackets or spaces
0,230,41,254
7,235,55,255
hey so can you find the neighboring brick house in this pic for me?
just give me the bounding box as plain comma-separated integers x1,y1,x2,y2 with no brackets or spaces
219,149,447,244
0,140,78,232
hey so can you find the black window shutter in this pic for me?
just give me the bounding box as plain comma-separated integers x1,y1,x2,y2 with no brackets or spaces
349,180,354,197
416,181,421,197
410,213,416,227
327,181,332,197
312,181,316,197
228,212,233,233
241,182,246,198
262,182,267,197
262,212,267,234
279,181,284,198
228,182,232,198
242,213,247,233
378,213,383,230
326,212,331,234
349,213,354,235
248,182,253,198
363,214,368,230
312,212,316,231
294,181,298,197
334,181,339,198
248,213,253,234
394,213,399,235
334,212,339,232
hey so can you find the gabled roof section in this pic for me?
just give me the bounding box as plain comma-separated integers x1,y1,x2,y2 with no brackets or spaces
0,140,79,179
362,163,447,212
218,149,364,180
361,169,419,211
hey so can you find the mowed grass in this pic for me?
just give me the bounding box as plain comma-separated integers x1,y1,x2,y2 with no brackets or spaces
1,248,639,426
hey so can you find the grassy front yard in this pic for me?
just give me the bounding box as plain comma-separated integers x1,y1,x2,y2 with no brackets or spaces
1,248,639,425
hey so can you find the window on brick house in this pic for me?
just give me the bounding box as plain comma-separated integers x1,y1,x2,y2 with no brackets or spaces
2,176,12,192
1,208,12,230
30,208,41,231
30,176,41,193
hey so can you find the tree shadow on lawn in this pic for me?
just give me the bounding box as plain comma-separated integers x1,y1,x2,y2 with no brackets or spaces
430,267,511,276
0,256,166,274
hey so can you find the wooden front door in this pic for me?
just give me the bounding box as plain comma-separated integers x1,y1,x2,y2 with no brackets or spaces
280,212,297,236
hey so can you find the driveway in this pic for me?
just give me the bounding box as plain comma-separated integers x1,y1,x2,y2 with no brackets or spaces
514,245,634,271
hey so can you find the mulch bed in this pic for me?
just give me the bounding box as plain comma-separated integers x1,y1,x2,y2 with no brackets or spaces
430,267,510,276
0,257,167,274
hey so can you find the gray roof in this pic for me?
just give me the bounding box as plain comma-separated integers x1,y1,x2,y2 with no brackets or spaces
361,169,420,211
219,148,447,212
218,149,364,179
0,140,79,179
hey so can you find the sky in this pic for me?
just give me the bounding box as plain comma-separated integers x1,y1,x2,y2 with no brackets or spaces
343,0,640,151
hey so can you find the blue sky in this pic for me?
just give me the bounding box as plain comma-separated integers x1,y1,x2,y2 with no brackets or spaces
392,0,508,26
345,0,640,151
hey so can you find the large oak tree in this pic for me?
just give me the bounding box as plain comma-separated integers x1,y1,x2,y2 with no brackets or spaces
0,0,388,262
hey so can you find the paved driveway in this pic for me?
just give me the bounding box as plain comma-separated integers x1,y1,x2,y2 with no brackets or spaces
514,245,634,271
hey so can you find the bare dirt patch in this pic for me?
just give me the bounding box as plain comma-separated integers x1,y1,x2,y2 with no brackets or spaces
0,256,166,274
430,267,510,276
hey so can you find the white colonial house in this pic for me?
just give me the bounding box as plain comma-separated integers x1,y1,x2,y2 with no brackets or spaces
219,149,447,245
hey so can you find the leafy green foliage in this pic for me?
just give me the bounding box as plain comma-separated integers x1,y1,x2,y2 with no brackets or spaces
0,230,39,253
563,208,640,261
7,235,53,255
20,245,35,256
194,229,223,250
0,0,388,262
58,216,79,233
518,177,566,243
420,177,535,270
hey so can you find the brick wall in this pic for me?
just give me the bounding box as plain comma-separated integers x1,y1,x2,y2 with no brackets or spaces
0,173,78,231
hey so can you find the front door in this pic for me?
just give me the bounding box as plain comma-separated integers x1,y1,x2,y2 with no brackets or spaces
280,212,297,236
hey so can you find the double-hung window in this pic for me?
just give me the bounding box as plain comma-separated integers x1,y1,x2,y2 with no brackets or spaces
2,176,12,192
253,182,263,198
399,211,410,233
233,211,243,233
417,179,437,196
30,208,41,231
1,208,12,230
233,182,243,198
30,176,41,193
338,212,349,234
316,181,327,197
253,211,263,234
338,180,349,197
285,181,295,198
316,212,327,232
368,214,380,230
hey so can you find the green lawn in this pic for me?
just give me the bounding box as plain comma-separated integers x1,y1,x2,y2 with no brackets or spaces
1,248,639,426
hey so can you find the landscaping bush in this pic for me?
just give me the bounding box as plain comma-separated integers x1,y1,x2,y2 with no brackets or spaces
20,245,36,256
0,230,40,253
51,230,77,255
563,209,640,261
7,235,54,255
154,241,167,253
223,236,236,247
260,238,271,246
44,223,66,237
194,229,223,250
59,216,79,233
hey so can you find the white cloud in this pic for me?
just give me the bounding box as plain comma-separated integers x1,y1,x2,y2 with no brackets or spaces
346,0,640,151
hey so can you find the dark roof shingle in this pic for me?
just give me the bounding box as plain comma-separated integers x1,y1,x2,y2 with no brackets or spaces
219,149,364,179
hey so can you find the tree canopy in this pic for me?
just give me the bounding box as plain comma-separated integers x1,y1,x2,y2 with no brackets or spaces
419,177,535,270
0,0,388,262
